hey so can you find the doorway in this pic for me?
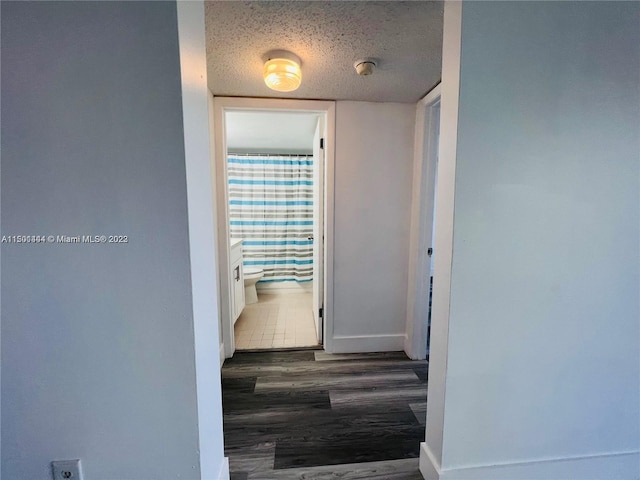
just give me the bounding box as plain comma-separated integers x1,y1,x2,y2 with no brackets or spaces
405,84,441,360
213,98,335,358
226,111,319,350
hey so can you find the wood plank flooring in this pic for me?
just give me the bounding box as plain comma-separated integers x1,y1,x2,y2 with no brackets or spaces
221,350,428,479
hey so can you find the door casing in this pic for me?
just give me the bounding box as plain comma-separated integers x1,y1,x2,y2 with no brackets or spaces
212,97,336,358
311,118,325,343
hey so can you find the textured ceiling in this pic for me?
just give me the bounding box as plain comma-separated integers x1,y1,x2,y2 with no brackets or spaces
205,1,443,103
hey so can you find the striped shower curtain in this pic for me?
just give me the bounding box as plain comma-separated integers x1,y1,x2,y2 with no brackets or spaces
227,154,313,283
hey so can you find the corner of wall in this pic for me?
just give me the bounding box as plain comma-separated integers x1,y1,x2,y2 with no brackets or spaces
177,1,227,479
217,457,230,480
420,443,442,480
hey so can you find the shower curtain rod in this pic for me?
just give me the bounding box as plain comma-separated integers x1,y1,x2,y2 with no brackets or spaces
227,152,313,157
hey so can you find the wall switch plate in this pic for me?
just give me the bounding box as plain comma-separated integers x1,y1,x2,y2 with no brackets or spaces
51,459,83,480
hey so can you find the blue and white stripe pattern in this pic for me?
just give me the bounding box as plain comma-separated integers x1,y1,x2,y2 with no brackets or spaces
228,154,313,283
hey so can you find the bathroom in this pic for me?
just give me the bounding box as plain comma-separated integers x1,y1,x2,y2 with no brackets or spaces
224,109,324,351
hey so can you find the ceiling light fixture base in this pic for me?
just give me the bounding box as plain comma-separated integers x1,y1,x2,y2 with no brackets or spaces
263,50,301,65
354,58,377,76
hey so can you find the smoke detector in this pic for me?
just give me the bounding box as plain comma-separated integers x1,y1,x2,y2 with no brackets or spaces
354,59,376,76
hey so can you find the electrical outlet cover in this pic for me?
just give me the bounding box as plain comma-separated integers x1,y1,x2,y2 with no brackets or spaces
51,459,83,480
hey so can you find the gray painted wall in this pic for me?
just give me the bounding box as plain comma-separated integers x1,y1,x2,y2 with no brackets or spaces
1,2,204,478
430,1,639,476
333,102,415,349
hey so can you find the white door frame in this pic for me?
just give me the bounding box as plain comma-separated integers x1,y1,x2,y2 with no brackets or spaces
212,97,336,358
311,118,325,343
405,83,441,360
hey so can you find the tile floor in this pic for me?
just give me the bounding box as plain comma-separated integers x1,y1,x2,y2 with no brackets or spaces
234,293,319,350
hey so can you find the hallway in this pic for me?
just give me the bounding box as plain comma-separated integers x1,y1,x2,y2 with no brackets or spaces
221,350,428,479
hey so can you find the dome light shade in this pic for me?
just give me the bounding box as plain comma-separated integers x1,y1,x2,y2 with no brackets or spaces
263,51,302,92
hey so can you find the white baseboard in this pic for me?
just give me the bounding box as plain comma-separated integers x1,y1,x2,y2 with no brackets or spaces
330,334,406,353
219,342,225,368
420,442,640,480
217,457,229,480
420,443,441,480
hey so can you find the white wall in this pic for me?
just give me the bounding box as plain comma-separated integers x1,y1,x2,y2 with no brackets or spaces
177,3,228,479
423,1,640,478
225,111,318,154
256,281,312,294
1,2,225,479
332,102,415,352
423,2,463,472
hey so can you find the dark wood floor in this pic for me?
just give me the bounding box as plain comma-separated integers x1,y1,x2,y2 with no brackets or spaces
221,349,428,479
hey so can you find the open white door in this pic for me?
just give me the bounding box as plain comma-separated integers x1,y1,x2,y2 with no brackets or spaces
312,119,324,343
405,84,441,360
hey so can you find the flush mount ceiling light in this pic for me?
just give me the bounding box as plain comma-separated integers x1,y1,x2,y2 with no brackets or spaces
263,50,302,92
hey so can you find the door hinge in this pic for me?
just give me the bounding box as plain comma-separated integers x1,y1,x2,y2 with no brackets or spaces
319,307,323,319
320,138,324,149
